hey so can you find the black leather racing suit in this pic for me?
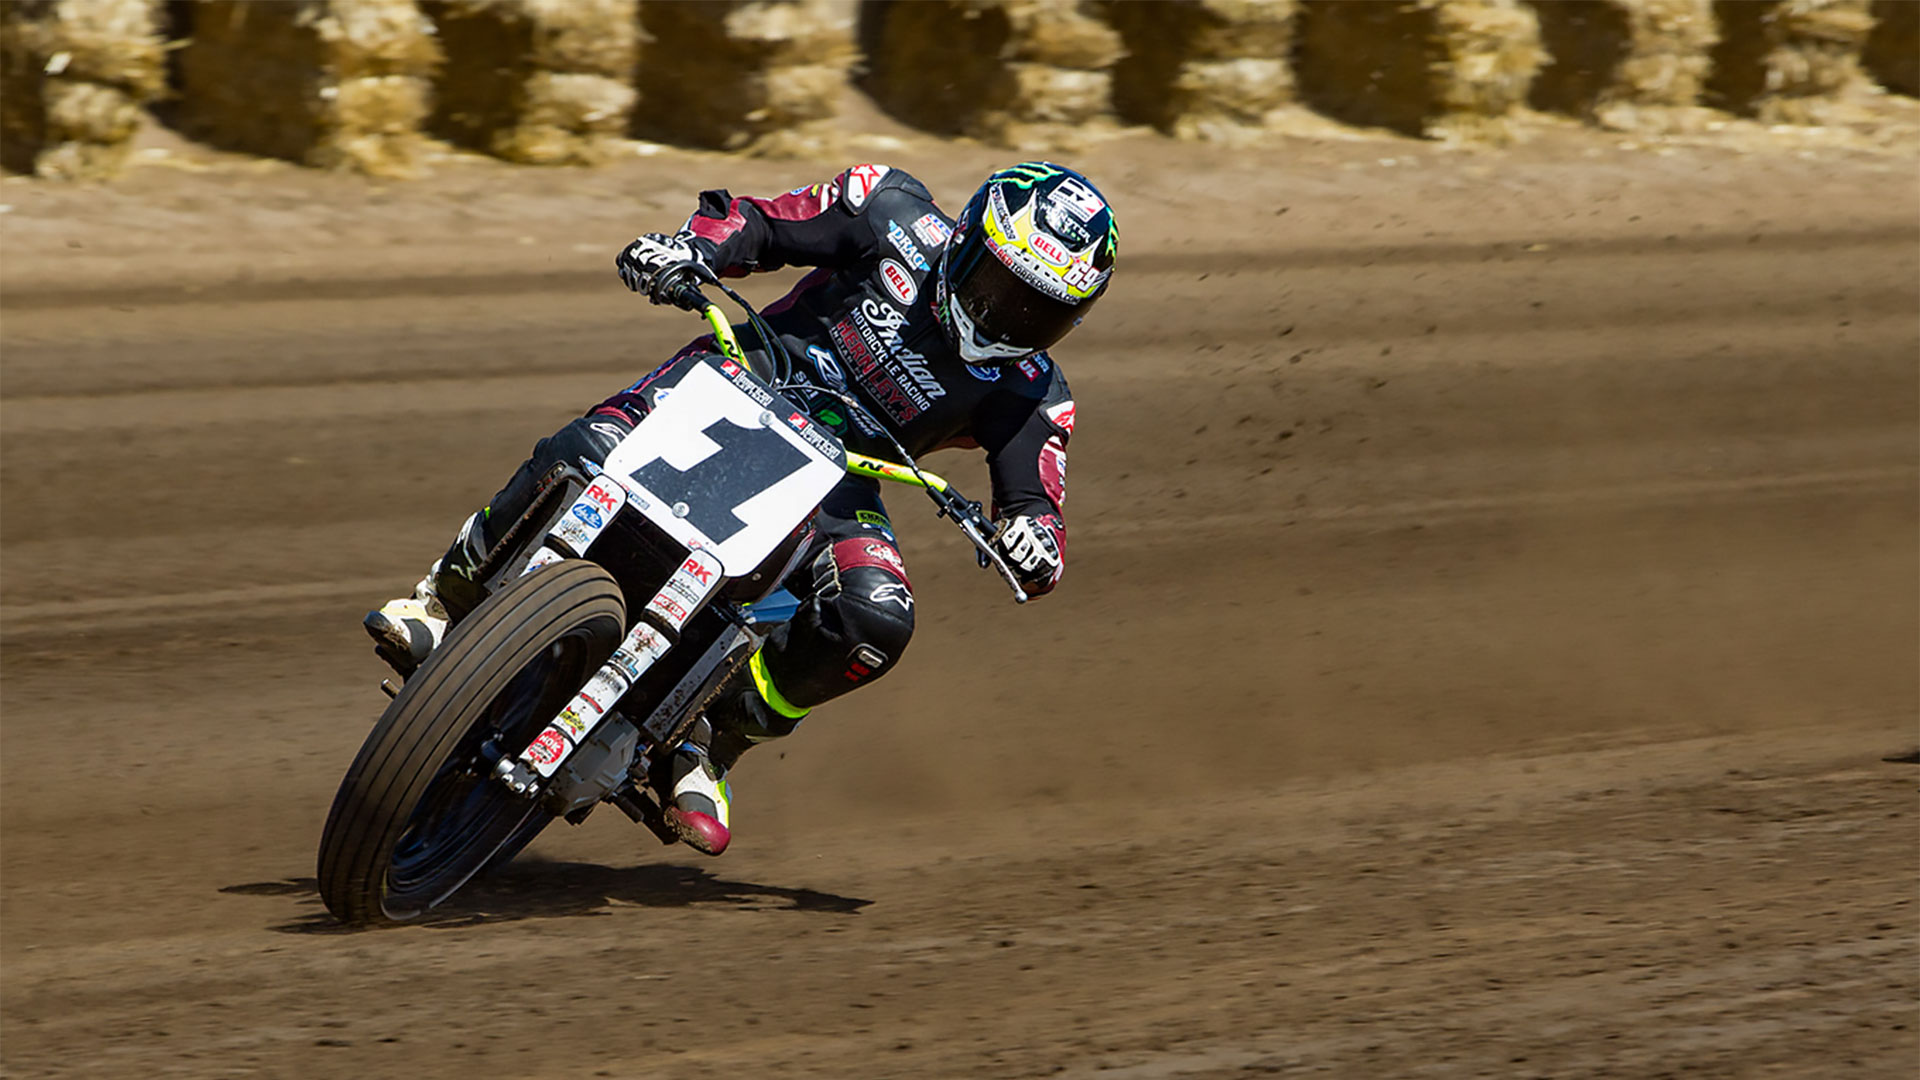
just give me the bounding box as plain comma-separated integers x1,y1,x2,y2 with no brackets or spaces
441,164,1074,717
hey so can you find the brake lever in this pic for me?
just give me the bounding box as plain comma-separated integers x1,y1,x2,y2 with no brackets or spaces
956,509,1028,604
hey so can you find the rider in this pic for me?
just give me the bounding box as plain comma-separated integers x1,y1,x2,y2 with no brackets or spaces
366,162,1113,855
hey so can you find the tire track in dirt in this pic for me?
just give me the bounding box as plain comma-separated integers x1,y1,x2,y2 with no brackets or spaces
2,158,1913,1079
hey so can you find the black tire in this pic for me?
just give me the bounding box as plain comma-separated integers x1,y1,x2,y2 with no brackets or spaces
317,561,626,926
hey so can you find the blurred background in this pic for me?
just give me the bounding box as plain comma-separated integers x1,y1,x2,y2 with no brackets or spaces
2,2,1916,1078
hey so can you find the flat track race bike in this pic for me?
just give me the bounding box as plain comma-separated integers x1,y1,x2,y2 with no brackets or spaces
317,266,1027,926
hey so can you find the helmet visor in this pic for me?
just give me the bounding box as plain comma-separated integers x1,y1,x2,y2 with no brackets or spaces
947,229,1090,354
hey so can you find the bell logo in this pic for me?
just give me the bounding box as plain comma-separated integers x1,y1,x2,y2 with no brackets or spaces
880,259,917,305
1029,231,1070,267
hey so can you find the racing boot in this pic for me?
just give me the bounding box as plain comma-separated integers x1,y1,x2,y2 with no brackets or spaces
363,567,450,678
662,652,809,856
364,512,491,678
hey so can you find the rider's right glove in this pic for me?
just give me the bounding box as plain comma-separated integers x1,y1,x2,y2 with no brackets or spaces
615,232,707,305
993,513,1064,594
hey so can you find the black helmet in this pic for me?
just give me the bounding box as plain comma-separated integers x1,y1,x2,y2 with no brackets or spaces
938,162,1116,364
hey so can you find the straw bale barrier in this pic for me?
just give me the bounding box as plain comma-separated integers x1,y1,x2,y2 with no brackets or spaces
1705,0,1875,123
174,0,442,178
0,0,165,179
1863,0,1917,96
635,0,855,154
423,0,636,164
1293,0,1544,141
862,0,1122,149
1105,0,1296,141
1523,1,1718,131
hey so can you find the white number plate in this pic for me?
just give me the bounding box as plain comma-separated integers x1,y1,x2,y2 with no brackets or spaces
600,357,845,575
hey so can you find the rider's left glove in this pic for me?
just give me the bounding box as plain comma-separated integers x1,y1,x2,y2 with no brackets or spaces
615,232,707,304
993,514,1063,593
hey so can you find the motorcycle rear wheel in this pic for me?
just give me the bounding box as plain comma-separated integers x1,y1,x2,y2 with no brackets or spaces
317,560,626,926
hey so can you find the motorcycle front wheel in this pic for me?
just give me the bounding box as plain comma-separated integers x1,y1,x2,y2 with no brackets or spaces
317,560,626,926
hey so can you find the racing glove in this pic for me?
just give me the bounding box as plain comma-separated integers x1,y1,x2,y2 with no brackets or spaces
615,231,707,304
993,514,1064,593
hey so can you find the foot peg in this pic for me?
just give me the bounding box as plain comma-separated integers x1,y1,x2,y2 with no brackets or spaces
611,785,682,847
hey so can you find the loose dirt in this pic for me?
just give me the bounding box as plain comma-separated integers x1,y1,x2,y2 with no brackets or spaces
2,124,1915,1078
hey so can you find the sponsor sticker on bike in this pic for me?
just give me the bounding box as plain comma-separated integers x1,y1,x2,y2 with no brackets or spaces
679,553,716,586
663,575,704,610
572,504,603,529
522,546,564,574
880,259,917,305
525,728,569,767
587,668,628,704
611,648,647,681
554,706,591,740
553,516,595,555
648,592,692,630
724,367,773,407
583,478,624,514
613,623,672,680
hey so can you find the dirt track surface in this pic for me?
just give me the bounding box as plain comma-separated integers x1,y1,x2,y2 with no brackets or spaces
2,133,1916,1077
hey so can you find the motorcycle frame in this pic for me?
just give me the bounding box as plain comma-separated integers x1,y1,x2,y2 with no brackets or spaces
460,293,1029,838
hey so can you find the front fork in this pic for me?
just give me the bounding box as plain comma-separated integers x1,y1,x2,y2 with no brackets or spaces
481,467,778,840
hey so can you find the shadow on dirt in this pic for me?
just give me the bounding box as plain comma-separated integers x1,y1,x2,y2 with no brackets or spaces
222,859,871,934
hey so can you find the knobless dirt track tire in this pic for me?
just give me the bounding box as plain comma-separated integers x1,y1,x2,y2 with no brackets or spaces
317,561,626,926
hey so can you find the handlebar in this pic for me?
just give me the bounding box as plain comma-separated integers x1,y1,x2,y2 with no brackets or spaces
651,270,1029,605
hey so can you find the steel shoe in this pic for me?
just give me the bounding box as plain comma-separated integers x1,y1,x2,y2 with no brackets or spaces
659,654,808,856
664,729,733,856
363,576,449,677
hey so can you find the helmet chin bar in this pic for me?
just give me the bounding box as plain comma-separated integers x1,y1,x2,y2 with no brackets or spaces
948,297,1034,365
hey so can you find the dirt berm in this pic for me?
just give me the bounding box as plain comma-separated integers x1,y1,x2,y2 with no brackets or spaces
0,128,1914,1077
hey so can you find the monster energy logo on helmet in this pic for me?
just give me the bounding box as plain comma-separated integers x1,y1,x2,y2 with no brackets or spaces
993,161,1067,187
988,162,1118,259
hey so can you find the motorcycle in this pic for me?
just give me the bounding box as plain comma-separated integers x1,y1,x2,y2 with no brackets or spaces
317,265,1028,926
